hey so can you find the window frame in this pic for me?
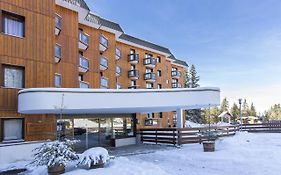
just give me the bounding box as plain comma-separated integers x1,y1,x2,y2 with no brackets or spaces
1,10,25,38
1,118,24,142
54,73,62,88
1,64,25,89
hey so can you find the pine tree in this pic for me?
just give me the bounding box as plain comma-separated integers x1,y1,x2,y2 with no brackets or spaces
249,103,257,116
220,98,229,113
242,99,249,117
184,68,190,88
231,103,240,122
190,64,200,88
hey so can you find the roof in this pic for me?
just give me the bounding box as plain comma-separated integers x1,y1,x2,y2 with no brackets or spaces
62,0,90,10
218,111,233,118
169,54,189,67
119,34,171,54
85,13,124,32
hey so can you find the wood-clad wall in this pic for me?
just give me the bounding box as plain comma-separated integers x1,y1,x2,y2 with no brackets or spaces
0,0,56,142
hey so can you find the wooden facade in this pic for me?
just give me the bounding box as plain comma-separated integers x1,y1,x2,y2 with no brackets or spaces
0,0,188,143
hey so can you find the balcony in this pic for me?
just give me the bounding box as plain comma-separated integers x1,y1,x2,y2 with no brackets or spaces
171,70,181,79
172,83,182,88
100,77,108,89
79,81,89,88
55,44,61,63
100,57,108,71
116,66,121,76
144,72,156,83
79,55,89,73
128,54,139,64
55,15,62,36
116,47,121,60
128,70,139,80
79,31,89,50
100,35,108,53
143,57,157,68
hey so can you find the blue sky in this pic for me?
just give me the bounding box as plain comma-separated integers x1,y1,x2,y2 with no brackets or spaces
85,0,281,112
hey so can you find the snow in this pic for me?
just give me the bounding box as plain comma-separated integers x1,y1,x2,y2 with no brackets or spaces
185,120,232,128
78,147,109,168
1,132,281,175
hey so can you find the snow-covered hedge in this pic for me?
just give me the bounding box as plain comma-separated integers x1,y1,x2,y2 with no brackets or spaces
30,139,79,167
77,147,109,168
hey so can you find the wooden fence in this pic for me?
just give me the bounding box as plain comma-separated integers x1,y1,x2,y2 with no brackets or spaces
241,122,281,133
139,122,281,146
139,125,239,146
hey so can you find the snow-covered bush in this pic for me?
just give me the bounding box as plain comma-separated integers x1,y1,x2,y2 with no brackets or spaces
77,147,109,168
30,139,79,167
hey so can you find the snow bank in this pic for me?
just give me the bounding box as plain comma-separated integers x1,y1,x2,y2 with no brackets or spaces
185,120,204,128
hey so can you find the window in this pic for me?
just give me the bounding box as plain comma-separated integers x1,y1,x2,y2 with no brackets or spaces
100,34,108,48
3,65,24,88
100,77,108,89
157,70,162,77
156,56,161,63
130,65,136,70
55,14,62,30
146,69,152,73
159,112,163,118
131,80,136,86
116,47,121,58
2,119,23,141
55,44,61,58
2,11,25,37
146,83,153,89
55,74,61,88
78,74,84,81
116,83,122,89
157,84,162,89
130,49,135,54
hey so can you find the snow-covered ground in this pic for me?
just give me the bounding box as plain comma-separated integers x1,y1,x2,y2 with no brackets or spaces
1,132,281,175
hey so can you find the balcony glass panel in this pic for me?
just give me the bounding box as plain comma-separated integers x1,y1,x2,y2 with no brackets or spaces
116,66,121,75
80,81,89,88
144,73,156,80
55,15,62,29
79,31,89,45
116,47,121,58
100,35,108,48
128,54,139,62
79,56,89,69
55,45,61,58
101,77,108,88
144,58,156,65
100,57,108,68
128,70,139,77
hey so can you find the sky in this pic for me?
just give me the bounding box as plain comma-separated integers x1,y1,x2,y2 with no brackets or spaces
85,0,281,113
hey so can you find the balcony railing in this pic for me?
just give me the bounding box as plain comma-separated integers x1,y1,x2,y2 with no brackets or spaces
100,57,108,71
55,14,62,36
100,35,108,53
128,70,139,80
143,57,157,68
55,44,61,63
79,31,89,50
172,82,182,88
62,0,89,10
100,77,108,89
115,47,121,60
79,55,89,73
171,70,181,78
144,72,156,82
128,54,139,64
79,81,89,88
116,66,121,76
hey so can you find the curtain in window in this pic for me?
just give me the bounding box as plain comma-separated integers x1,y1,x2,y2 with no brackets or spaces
4,119,23,141
4,67,23,88
4,15,24,37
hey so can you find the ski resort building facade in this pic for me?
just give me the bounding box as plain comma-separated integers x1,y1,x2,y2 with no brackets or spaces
0,0,220,154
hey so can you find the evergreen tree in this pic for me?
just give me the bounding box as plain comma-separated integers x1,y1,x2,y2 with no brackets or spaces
190,64,200,88
231,103,240,122
265,104,281,121
220,98,229,113
184,68,190,88
242,99,249,117
249,103,257,116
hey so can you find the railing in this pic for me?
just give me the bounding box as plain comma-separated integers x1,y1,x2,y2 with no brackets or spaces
128,70,139,78
100,35,108,49
139,125,239,146
116,66,121,75
116,47,121,59
172,82,181,88
79,31,89,46
171,70,181,77
55,15,62,30
144,57,157,66
79,81,89,88
100,57,108,68
144,72,156,81
62,0,89,10
55,44,62,58
128,54,139,62
241,122,281,133
100,77,108,89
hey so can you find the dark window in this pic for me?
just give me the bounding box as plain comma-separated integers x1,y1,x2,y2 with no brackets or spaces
2,65,24,88
79,74,84,81
159,112,163,118
1,118,24,142
157,70,162,77
1,11,25,37
157,56,161,63
157,84,162,89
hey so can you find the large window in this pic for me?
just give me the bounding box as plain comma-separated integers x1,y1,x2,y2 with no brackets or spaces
1,11,25,37
3,65,24,88
2,119,24,142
